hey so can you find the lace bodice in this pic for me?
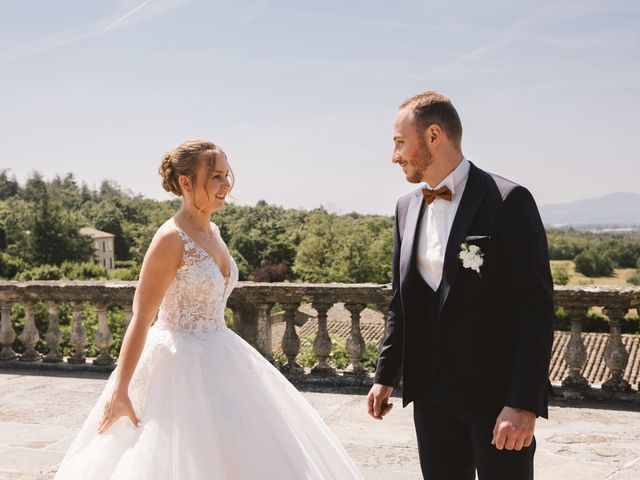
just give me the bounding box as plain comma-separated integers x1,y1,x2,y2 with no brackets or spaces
155,219,238,334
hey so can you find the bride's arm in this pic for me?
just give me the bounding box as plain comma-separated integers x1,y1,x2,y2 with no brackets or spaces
98,228,182,434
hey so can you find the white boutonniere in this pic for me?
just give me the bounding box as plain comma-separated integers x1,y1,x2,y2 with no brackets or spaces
458,242,484,277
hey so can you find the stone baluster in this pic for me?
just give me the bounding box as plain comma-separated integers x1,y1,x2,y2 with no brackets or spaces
256,302,274,362
280,301,303,374
311,302,335,375
68,303,87,364
43,301,62,363
94,305,115,365
602,307,631,393
0,301,17,361
344,303,367,375
562,305,589,389
19,302,41,362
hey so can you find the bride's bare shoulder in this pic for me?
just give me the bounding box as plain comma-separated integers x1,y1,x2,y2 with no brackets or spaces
144,221,184,265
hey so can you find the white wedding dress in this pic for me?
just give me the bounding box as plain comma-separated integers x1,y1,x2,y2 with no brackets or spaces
54,219,364,479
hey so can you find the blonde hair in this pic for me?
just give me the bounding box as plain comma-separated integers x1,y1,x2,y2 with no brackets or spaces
159,139,233,209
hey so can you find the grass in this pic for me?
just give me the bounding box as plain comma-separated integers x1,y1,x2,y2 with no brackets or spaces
550,260,636,286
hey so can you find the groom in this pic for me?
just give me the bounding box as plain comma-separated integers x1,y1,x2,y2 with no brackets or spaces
367,92,554,479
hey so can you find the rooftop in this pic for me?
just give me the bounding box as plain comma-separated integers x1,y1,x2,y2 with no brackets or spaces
78,227,114,239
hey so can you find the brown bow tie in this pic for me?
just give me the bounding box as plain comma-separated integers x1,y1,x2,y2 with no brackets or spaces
422,185,452,205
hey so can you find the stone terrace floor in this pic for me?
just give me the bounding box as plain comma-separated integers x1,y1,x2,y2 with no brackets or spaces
1,372,640,480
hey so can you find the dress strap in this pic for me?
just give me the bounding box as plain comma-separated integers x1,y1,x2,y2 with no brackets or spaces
170,218,198,254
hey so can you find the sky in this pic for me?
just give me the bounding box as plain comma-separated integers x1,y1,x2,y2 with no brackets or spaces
1,0,638,215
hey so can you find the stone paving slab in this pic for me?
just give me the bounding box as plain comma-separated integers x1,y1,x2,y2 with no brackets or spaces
1,373,639,479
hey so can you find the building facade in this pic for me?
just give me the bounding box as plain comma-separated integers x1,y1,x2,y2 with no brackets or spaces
79,227,115,270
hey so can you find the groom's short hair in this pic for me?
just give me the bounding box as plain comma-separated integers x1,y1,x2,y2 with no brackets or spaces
400,92,463,149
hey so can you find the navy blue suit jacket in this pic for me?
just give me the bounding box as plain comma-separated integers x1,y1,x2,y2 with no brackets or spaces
374,162,554,418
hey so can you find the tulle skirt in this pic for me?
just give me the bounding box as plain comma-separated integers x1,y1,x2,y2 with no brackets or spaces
54,323,364,479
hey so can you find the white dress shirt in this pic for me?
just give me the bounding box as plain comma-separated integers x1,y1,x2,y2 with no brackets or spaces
416,158,471,291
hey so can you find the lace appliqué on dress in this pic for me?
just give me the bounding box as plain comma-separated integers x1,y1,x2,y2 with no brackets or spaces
156,220,238,335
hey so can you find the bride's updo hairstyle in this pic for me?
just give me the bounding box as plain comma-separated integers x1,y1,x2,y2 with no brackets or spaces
159,139,233,208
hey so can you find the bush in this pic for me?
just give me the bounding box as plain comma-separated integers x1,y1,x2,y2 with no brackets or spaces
109,267,140,281
0,252,26,279
551,263,570,285
574,249,614,277
114,260,137,269
252,263,291,282
60,261,108,280
607,240,640,268
16,264,62,280
548,236,584,261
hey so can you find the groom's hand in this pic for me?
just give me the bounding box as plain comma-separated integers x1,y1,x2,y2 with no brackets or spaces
491,406,536,451
367,383,394,420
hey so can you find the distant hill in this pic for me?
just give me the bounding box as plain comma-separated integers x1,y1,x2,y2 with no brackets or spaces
539,192,640,228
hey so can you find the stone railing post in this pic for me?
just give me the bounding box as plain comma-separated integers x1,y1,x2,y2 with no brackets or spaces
19,302,41,362
344,303,367,375
43,301,62,363
94,305,115,365
311,302,335,375
602,307,631,393
280,301,303,374
228,301,258,348
256,302,274,362
68,302,87,364
0,301,17,361
562,306,589,389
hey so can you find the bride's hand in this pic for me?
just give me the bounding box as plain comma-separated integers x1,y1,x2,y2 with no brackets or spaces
97,390,141,434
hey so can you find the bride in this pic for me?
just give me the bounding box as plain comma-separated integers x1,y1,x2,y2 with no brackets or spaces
54,140,364,479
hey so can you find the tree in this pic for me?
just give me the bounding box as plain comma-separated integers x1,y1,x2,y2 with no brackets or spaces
80,183,93,204
574,249,614,277
91,201,130,260
99,180,124,200
20,171,47,202
293,209,334,282
628,258,640,286
49,173,81,210
551,263,571,285
27,192,94,266
607,239,640,268
0,169,19,200
0,253,25,279
0,198,32,260
0,223,6,251
223,201,302,276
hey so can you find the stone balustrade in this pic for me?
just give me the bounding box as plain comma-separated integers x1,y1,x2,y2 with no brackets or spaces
554,285,640,395
1,281,639,401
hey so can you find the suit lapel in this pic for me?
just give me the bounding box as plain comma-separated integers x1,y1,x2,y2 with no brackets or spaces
399,190,424,300
438,163,488,314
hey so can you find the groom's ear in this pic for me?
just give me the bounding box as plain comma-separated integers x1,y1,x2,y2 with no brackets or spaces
423,124,443,147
